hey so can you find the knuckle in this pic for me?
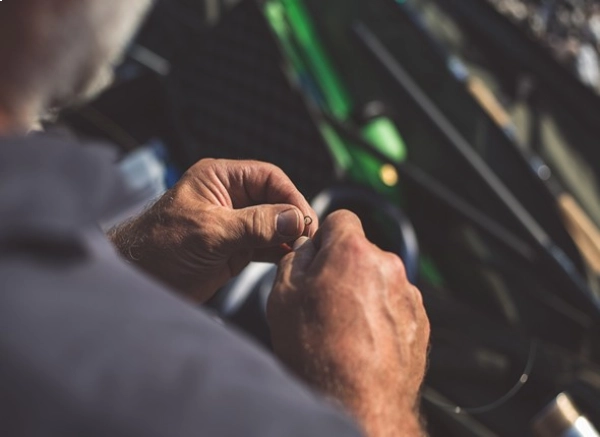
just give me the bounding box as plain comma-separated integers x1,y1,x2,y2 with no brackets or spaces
338,232,367,256
194,158,217,170
244,209,268,244
184,158,219,180
279,251,296,268
423,315,431,339
418,310,431,345
249,160,285,178
328,209,360,225
386,252,408,281
323,210,364,237
267,166,296,191
410,285,425,309
264,161,285,175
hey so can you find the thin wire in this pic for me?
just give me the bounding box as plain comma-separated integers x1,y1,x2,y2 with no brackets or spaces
353,21,600,319
425,339,538,414
321,111,541,413
319,111,537,263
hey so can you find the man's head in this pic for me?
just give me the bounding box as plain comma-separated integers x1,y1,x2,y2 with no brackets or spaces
0,0,154,133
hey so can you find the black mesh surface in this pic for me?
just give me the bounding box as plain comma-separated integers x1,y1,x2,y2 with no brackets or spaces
166,0,335,198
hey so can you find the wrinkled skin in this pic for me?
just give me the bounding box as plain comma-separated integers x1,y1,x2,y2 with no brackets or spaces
268,210,430,437
110,159,318,302
0,1,431,433
112,161,430,437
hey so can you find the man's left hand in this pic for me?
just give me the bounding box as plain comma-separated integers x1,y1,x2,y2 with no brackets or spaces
109,159,318,302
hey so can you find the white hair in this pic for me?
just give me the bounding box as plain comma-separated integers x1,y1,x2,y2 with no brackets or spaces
0,0,154,131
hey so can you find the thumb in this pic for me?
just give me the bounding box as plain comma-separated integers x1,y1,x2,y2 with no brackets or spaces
288,237,317,280
271,238,317,304
225,204,304,252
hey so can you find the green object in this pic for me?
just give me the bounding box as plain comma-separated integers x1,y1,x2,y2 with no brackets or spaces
264,0,445,285
265,0,408,196
420,256,445,287
265,0,352,118
265,2,307,81
319,123,353,172
362,117,407,162
281,0,352,118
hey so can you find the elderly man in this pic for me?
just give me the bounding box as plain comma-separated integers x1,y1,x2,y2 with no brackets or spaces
0,1,430,436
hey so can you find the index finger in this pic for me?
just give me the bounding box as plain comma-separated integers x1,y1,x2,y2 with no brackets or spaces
219,160,319,237
313,210,365,251
273,238,318,295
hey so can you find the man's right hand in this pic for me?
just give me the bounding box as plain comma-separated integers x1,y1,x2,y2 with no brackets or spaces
267,210,430,437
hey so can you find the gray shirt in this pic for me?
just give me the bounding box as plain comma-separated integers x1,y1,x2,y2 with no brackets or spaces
0,134,362,437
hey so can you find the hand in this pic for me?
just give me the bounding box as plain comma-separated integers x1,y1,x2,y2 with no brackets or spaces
109,159,318,302
267,210,430,437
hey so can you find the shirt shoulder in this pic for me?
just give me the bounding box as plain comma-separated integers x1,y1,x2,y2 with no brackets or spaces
0,134,362,437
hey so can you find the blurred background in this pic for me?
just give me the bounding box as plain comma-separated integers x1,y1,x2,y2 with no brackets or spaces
57,0,600,435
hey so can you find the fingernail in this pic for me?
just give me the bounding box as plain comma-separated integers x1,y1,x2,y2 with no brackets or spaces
293,237,310,251
277,209,301,237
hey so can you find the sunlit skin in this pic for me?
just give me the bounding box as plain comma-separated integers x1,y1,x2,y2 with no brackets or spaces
0,2,430,436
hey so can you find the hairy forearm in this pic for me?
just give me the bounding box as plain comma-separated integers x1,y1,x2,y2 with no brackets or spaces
106,209,191,292
354,407,426,437
107,218,144,263
107,193,170,263
295,362,427,437
333,386,426,437
106,205,177,288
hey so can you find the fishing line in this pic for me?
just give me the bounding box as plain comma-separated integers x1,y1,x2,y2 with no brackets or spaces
425,339,538,414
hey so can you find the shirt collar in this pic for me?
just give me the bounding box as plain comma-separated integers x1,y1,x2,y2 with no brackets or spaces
0,133,133,239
